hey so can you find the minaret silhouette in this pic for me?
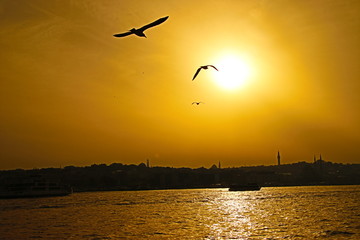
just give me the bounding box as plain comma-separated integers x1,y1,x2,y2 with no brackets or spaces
218,161,221,169
277,151,281,165
146,159,150,168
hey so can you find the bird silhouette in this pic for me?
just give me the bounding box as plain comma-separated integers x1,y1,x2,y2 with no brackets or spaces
192,65,218,80
192,102,204,105
113,16,169,38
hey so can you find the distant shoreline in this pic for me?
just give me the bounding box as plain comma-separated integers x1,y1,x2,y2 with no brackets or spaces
1,161,359,194
72,183,360,193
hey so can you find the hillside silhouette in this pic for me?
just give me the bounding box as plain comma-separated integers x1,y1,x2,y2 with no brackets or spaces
1,160,359,192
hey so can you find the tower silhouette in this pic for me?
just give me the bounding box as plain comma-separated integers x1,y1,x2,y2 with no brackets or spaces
277,151,281,165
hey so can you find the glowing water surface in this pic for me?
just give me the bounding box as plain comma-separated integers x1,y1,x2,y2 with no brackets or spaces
0,185,359,239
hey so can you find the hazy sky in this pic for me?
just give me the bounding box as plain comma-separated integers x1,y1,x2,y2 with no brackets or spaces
1,0,359,169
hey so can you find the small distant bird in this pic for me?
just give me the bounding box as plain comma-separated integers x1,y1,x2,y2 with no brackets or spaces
113,16,169,38
192,65,218,80
192,102,204,105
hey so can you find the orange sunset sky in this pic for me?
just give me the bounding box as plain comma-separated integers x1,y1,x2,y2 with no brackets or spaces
1,0,359,169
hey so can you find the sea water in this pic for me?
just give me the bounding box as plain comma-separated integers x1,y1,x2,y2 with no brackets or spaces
0,185,359,239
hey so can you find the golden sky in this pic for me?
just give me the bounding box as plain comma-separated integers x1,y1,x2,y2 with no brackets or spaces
1,0,359,169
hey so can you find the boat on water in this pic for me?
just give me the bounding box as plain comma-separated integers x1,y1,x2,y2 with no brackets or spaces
228,183,261,191
0,175,72,199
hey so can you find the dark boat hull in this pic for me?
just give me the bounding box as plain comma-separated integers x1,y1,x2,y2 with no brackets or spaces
0,192,71,199
229,184,261,191
0,188,72,199
0,175,73,199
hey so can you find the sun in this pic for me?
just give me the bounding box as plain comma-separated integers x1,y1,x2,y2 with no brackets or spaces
212,55,253,90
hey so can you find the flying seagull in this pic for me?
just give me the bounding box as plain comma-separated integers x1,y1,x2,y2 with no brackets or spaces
192,65,218,80
113,16,169,38
192,102,204,105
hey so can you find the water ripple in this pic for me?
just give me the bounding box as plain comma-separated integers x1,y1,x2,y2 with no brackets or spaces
0,186,359,239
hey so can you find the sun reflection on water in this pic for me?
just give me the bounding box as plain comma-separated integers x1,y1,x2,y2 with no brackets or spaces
203,191,258,239
1,187,359,239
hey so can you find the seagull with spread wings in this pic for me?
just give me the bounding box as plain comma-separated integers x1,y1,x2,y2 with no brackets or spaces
192,102,204,105
192,65,218,80
113,16,169,38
